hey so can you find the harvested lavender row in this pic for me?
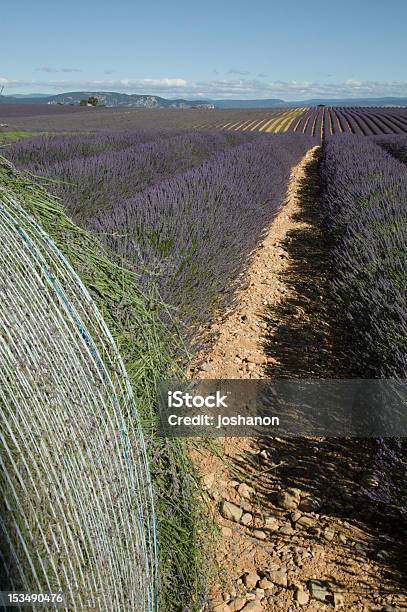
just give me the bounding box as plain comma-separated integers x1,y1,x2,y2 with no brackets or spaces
320,135,407,517
89,134,313,347
0,169,157,610
0,158,202,611
8,130,257,221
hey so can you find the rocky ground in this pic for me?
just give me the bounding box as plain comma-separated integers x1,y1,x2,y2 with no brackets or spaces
190,148,407,611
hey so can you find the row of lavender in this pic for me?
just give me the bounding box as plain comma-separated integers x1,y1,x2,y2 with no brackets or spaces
8,130,254,221
290,107,407,138
88,134,313,347
320,135,407,517
7,130,313,348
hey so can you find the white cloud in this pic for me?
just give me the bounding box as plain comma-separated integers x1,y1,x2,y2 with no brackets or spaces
2,76,407,100
136,78,188,87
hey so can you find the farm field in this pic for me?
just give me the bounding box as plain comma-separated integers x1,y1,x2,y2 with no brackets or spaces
1,115,407,611
2,103,407,138
0,105,298,132
288,106,407,137
3,1,407,608
191,107,307,132
195,106,407,137
0,102,98,118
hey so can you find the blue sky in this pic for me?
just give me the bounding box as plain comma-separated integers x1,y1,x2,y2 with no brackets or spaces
2,0,407,100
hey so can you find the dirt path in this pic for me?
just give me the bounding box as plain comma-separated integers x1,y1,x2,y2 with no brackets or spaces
190,148,407,612
189,146,320,381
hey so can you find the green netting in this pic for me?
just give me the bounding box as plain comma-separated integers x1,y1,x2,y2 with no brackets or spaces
0,174,157,610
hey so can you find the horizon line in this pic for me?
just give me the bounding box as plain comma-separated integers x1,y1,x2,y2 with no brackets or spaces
3,91,407,102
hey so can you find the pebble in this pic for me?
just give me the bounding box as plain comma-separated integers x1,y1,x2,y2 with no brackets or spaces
323,527,335,541
290,511,302,523
243,572,260,589
296,516,315,529
241,499,252,513
200,361,213,372
222,526,233,537
229,598,247,612
240,513,253,526
249,353,267,365
298,496,320,512
279,524,295,536
258,578,274,590
308,579,329,602
269,570,288,587
203,473,215,489
264,517,279,531
333,592,345,609
295,589,309,605
268,562,282,572
258,450,269,463
238,483,254,499
221,501,243,523
277,488,301,510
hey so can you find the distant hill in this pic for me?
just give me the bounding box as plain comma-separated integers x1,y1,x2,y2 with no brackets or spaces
1,92,407,108
10,93,52,99
0,92,215,109
213,97,407,108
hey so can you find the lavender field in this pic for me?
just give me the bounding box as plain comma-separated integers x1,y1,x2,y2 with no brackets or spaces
6,125,407,423
7,130,312,346
2,102,407,137
3,0,407,607
3,124,407,609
